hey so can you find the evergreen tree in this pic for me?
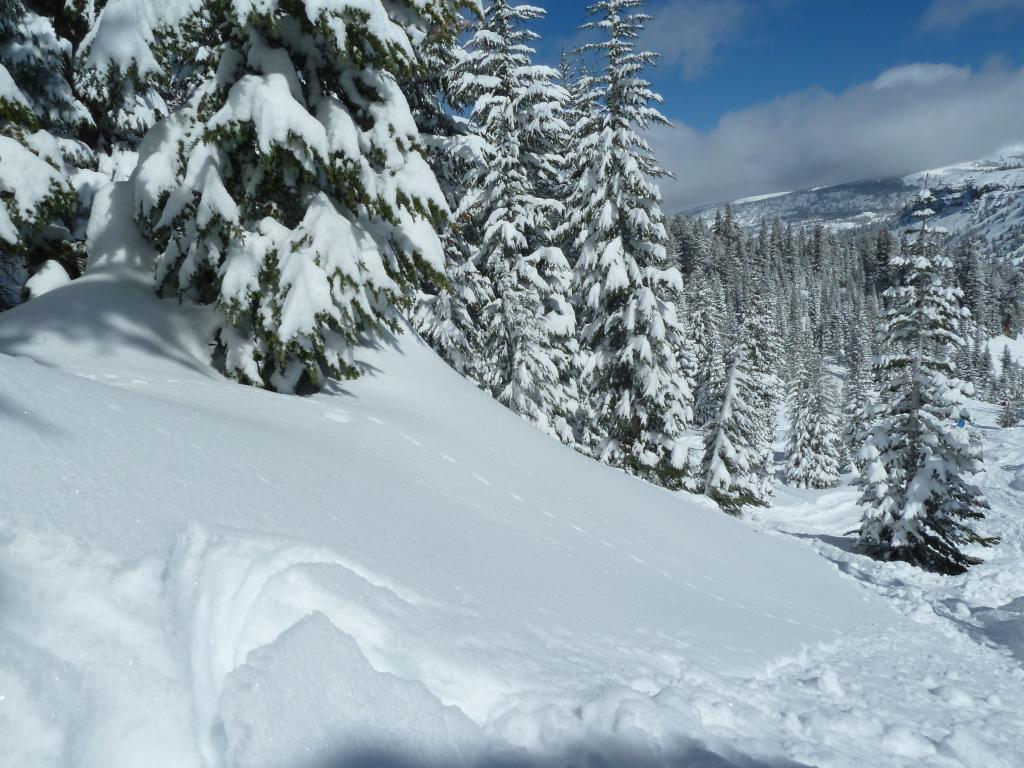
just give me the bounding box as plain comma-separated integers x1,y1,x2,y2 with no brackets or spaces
690,270,727,426
785,351,842,489
700,341,763,515
741,279,783,501
999,344,1015,394
974,330,994,401
842,296,876,469
856,192,993,574
561,0,692,485
451,0,575,440
410,3,490,381
132,0,458,392
1,0,94,304
413,212,490,378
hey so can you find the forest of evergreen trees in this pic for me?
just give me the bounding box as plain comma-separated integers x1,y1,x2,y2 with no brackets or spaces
2,0,1017,574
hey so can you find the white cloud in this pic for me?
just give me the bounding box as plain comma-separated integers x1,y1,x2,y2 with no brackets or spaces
649,62,1024,211
639,0,748,80
920,0,1024,31
871,63,970,89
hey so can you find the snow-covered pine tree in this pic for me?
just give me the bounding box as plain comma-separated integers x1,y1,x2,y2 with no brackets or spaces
450,0,575,441
560,0,692,485
856,191,994,574
409,2,492,380
689,269,727,426
671,289,699,426
785,350,842,489
700,340,763,515
741,278,783,501
974,330,994,401
1,0,94,304
132,0,458,392
843,296,876,470
999,344,1015,394
412,210,490,378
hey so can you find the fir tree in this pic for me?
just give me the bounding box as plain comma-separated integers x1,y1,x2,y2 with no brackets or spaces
856,192,994,574
974,330,994,401
1,0,94,303
690,270,727,426
999,344,1015,393
741,279,783,501
700,341,763,515
561,0,692,485
452,0,575,440
785,351,842,489
132,0,458,392
410,3,490,381
843,297,876,470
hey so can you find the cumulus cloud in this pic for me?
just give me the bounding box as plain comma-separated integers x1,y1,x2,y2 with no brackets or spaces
649,62,1024,211
639,0,748,80
920,0,1024,31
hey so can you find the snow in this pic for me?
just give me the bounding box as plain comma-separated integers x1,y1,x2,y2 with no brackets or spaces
987,333,1024,376
0,63,30,108
83,0,202,76
2,264,1024,763
23,260,71,298
210,73,330,164
0,134,68,219
732,190,793,205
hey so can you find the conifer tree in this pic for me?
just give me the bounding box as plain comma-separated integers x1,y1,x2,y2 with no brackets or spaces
785,351,842,489
999,344,1015,394
132,0,458,392
974,331,994,401
413,213,490,379
843,298,876,469
561,0,692,484
742,279,783,501
1,0,94,303
410,3,490,381
856,192,993,574
450,0,575,440
700,340,763,515
690,270,727,426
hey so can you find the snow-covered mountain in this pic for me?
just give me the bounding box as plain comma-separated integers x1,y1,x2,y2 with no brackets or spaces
2,183,1023,768
688,150,1024,255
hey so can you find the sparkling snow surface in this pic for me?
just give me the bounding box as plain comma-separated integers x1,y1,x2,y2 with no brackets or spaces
1,217,1023,766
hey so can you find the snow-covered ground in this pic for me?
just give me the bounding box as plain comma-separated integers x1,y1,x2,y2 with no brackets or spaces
2,200,1023,766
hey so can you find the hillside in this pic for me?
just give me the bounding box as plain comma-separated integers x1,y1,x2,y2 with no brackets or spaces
687,150,1024,256
1,185,1023,768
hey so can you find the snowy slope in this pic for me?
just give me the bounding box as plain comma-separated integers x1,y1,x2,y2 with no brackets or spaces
2,185,1023,767
686,149,1024,256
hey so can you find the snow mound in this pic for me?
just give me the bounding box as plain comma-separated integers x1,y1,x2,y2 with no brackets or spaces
23,260,71,299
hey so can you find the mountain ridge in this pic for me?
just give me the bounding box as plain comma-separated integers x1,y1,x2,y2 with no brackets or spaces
684,149,1024,257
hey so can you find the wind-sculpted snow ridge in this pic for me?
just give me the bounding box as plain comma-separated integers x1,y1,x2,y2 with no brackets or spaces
1,209,1024,765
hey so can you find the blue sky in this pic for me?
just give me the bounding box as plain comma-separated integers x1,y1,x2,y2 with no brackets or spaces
523,0,1024,209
